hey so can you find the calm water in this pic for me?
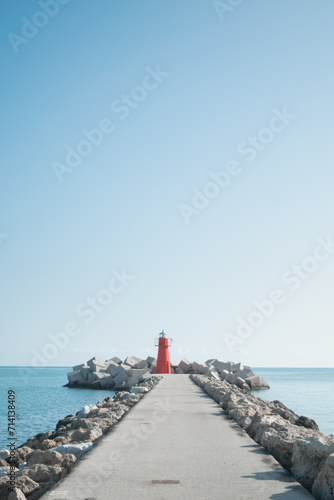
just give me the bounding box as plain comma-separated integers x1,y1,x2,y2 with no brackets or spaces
254,368,334,435
0,367,115,449
0,367,333,450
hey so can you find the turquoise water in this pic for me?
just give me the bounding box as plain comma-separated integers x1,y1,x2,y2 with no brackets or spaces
0,367,333,450
0,367,115,449
254,368,334,435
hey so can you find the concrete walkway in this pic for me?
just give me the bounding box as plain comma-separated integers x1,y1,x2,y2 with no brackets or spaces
41,375,312,499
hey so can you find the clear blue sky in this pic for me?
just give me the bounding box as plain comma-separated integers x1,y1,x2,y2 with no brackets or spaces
1,0,334,367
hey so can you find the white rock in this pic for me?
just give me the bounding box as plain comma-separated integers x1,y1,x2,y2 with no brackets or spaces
76,404,97,419
0,466,19,478
130,387,149,394
51,443,93,457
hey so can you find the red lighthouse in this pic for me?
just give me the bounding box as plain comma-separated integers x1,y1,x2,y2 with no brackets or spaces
155,330,172,374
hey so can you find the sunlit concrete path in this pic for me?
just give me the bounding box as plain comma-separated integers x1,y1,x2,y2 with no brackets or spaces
41,375,312,500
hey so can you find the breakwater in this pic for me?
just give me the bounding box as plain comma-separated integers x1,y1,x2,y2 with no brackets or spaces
191,374,334,499
0,376,159,500
67,355,270,390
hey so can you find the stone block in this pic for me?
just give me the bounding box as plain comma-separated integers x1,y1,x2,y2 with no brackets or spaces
87,356,105,367
245,376,269,389
99,375,115,389
192,361,208,374
68,370,85,384
146,356,156,365
126,376,141,386
176,367,185,374
170,360,178,368
127,368,150,378
105,360,119,373
109,364,130,378
135,360,149,369
205,358,217,366
80,366,91,380
124,356,142,367
110,356,123,364
113,370,129,386
235,376,245,388
73,363,85,372
231,362,244,373
225,372,237,385
213,360,233,373
205,366,220,380
219,369,230,380
235,368,255,379
178,359,191,372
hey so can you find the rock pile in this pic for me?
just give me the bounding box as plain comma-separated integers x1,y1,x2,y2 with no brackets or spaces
67,356,270,390
0,377,159,500
66,355,157,390
191,374,334,499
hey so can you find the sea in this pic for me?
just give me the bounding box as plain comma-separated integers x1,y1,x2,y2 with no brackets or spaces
0,367,333,450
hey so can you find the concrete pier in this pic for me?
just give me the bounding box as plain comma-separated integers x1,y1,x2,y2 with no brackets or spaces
41,375,312,499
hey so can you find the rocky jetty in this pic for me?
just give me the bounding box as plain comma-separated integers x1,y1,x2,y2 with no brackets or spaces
191,374,334,499
67,356,270,390
0,377,159,500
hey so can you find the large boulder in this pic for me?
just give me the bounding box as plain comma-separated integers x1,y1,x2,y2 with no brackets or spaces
291,435,334,490
70,427,102,443
20,464,62,483
76,404,97,419
312,453,334,499
8,489,27,500
0,450,10,460
6,447,34,467
26,450,63,467
51,443,93,457
295,416,319,430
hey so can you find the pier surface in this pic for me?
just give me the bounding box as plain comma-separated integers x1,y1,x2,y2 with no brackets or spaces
41,375,312,499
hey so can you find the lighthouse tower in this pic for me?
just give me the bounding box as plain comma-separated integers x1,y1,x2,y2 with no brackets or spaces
155,330,172,374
